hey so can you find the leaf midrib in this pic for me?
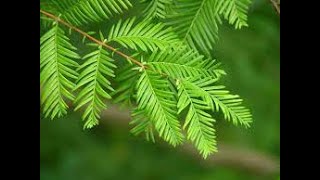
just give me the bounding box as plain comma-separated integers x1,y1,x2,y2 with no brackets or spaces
186,79,250,127
179,81,212,149
144,71,181,144
54,25,65,111
148,61,217,78
182,0,207,42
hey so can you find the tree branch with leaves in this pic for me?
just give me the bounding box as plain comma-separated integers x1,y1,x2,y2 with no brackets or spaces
40,0,253,159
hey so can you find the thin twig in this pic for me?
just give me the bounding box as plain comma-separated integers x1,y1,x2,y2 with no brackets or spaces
269,0,280,15
40,9,145,68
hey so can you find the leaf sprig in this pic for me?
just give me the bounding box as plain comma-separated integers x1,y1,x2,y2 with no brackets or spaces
40,0,253,158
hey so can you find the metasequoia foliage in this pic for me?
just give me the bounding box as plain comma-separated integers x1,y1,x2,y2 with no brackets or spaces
40,0,252,159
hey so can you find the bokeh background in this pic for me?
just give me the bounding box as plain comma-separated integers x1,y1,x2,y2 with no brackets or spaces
40,0,280,179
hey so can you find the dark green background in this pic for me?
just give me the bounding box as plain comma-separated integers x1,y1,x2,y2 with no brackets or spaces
40,0,280,179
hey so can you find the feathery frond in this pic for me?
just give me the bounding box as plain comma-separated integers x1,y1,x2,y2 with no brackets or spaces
136,70,184,146
40,0,254,158
177,78,217,159
49,0,132,26
146,48,226,79
166,0,221,55
180,76,252,127
130,108,156,142
206,82,252,127
74,43,116,129
140,0,173,19
40,24,80,119
216,0,252,29
107,18,181,52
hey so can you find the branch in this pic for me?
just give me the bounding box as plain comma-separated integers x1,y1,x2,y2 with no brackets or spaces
41,9,279,175
100,105,279,175
40,9,145,68
269,0,280,15
40,10,188,80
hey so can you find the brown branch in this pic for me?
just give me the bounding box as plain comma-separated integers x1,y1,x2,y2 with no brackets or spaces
40,9,145,68
100,105,279,175
181,143,279,175
61,101,279,175
269,0,280,15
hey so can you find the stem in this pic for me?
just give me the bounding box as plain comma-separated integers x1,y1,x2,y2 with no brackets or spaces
40,9,145,68
269,0,280,15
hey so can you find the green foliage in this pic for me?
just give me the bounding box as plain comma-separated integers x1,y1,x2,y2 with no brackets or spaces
130,108,155,142
146,47,226,79
165,0,221,56
40,0,253,158
216,0,252,29
74,41,116,129
136,70,184,146
177,78,217,158
178,77,252,127
112,64,139,107
140,0,173,19
45,0,132,26
165,0,252,55
40,23,80,119
107,17,181,52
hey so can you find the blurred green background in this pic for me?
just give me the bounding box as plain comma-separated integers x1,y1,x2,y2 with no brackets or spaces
40,0,280,179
